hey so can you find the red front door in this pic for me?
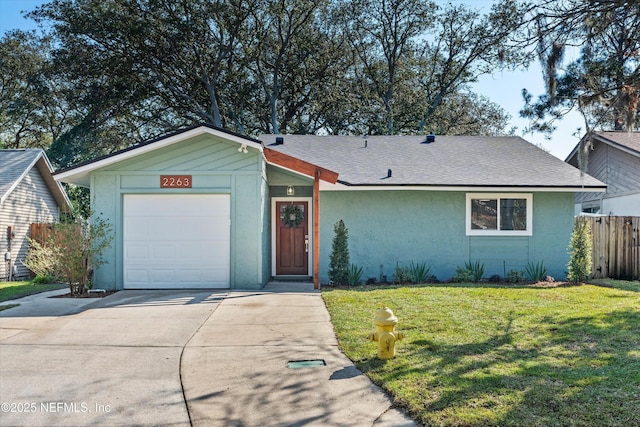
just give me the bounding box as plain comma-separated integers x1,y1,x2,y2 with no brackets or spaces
276,201,309,275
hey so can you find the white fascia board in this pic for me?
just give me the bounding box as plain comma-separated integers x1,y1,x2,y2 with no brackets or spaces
319,181,607,192
55,126,263,186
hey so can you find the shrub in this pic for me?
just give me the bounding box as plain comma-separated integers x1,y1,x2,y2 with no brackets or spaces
23,214,112,296
347,264,364,286
525,261,548,282
31,275,56,285
394,263,413,284
506,269,524,283
466,260,485,282
452,260,485,283
489,274,502,283
451,267,474,282
409,261,431,283
328,220,350,285
22,238,59,280
567,217,592,283
425,274,440,283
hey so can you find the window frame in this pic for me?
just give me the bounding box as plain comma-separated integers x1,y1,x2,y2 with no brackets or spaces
466,193,533,236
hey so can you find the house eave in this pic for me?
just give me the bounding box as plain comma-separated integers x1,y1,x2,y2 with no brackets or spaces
263,147,339,183
320,182,607,192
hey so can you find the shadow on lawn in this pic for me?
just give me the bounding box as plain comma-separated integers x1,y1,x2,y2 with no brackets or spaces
360,309,640,426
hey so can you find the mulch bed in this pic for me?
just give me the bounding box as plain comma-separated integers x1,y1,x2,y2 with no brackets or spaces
51,290,118,298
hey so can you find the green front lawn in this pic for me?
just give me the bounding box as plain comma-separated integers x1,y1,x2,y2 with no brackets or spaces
323,281,640,426
0,281,67,303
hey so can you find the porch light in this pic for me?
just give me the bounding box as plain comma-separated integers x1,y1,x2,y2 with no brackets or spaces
237,144,248,153
287,185,295,196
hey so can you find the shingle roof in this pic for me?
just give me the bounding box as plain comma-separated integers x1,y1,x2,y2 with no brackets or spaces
593,131,640,155
0,149,43,202
0,149,71,209
261,134,605,189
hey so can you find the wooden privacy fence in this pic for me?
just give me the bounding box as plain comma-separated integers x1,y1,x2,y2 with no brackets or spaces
30,223,52,245
582,216,640,280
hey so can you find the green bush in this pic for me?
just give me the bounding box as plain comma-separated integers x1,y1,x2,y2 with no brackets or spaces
506,269,524,283
31,275,56,285
328,220,350,285
22,238,59,280
451,267,475,283
567,217,592,283
346,264,364,286
23,214,112,296
452,260,485,283
525,261,548,282
409,261,431,283
394,264,413,284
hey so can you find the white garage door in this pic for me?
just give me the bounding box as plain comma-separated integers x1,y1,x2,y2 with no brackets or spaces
123,194,230,289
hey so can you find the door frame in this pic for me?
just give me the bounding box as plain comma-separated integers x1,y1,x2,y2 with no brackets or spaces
271,197,313,277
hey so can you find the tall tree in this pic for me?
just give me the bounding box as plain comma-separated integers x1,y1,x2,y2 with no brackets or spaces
245,0,351,134
416,1,529,133
520,0,640,136
341,0,435,135
8,0,526,162
340,0,528,135
0,31,62,149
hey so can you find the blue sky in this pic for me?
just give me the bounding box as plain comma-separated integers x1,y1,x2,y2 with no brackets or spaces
0,0,584,160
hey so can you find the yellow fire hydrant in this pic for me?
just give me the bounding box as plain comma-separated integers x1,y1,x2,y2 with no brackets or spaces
367,306,404,359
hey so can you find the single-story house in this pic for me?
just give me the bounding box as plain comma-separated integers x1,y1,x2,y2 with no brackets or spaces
54,125,605,290
0,149,71,280
566,131,640,215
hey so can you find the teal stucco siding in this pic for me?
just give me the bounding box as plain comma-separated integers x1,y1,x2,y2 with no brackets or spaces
318,190,574,283
90,134,268,290
319,190,467,283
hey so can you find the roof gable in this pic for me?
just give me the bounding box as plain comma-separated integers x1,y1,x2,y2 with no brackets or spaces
55,125,263,186
261,134,605,190
566,131,640,164
0,149,71,210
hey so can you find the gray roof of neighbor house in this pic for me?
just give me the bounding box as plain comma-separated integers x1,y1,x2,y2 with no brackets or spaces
566,131,640,163
0,149,71,210
261,134,606,190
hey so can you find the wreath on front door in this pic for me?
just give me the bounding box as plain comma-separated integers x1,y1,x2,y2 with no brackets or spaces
282,204,304,227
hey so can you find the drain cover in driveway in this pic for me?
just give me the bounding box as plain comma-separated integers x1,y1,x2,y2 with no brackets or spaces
287,359,326,369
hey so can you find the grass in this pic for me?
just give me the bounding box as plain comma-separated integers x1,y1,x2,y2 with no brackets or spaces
323,280,640,426
0,280,67,304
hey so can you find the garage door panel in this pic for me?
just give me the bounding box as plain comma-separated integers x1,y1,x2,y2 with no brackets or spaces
123,194,230,289
125,245,149,259
125,270,149,284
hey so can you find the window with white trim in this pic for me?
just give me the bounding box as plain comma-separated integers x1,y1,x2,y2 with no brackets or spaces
466,193,533,236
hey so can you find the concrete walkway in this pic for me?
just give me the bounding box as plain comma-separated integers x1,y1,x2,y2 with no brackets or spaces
0,283,416,426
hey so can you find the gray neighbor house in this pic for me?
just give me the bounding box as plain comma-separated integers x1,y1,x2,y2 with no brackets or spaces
566,131,640,216
0,149,71,280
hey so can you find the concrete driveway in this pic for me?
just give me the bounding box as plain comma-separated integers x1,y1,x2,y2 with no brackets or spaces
0,284,416,427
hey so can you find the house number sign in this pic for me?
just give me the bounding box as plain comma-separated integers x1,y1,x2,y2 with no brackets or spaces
160,175,192,188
